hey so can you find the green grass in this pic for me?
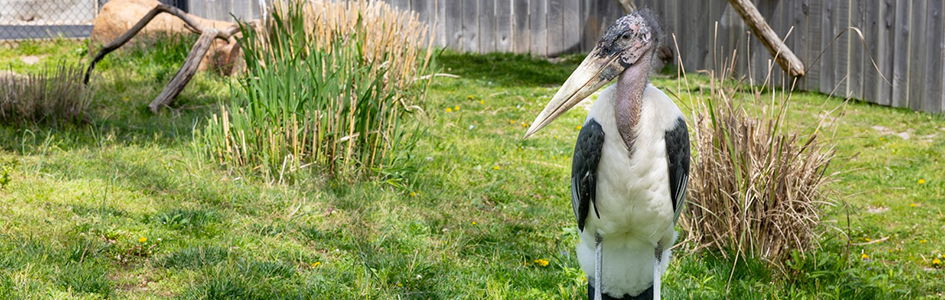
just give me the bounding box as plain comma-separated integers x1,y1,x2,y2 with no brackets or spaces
0,40,943,299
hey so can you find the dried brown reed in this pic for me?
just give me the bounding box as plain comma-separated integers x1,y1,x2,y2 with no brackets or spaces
0,64,91,125
679,48,836,265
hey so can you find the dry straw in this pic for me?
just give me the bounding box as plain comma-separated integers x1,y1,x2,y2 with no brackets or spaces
0,64,91,125
677,34,836,266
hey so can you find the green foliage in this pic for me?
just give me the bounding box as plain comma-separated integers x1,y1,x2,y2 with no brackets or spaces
0,41,943,298
197,1,432,181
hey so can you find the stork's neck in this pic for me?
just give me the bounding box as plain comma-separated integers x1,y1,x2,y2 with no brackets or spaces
613,55,651,151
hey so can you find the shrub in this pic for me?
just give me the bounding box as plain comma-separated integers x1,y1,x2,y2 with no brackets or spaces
681,62,835,265
0,63,91,125
198,0,432,181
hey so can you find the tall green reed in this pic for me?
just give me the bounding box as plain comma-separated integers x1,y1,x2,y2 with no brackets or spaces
197,1,432,182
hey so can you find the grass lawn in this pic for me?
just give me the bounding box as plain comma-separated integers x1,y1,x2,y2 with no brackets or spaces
1,39,943,299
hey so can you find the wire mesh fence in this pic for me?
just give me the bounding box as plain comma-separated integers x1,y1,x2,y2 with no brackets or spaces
0,0,107,40
0,0,193,41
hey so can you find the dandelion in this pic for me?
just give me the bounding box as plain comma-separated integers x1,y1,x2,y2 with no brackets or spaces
533,258,549,267
492,165,501,170
918,178,926,184
520,122,529,128
932,258,942,266
576,125,582,130
445,107,453,113
409,192,417,197
920,239,928,244
310,262,321,268
478,100,485,104
860,253,869,260
454,105,460,111
910,203,920,207
138,237,147,243
471,221,477,225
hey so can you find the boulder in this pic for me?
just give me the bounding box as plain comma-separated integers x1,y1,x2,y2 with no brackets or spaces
90,0,242,74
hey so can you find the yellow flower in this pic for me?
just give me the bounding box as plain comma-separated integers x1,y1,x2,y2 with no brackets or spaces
138,237,147,243
918,178,926,184
910,203,920,207
933,258,942,266
471,221,477,225
310,262,321,268
492,165,501,170
860,253,869,260
879,137,886,141
409,192,417,197
445,107,453,113
454,105,460,111
533,258,549,267
920,239,928,244
478,100,485,104
576,125,582,130
520,122,529,128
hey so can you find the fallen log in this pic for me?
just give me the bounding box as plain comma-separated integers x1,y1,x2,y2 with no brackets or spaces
84,2,242,113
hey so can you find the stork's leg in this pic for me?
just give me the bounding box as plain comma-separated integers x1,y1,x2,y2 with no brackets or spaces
594,234,603,300
653,245,663,300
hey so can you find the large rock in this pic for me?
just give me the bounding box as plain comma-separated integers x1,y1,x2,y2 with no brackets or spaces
90,0,242,74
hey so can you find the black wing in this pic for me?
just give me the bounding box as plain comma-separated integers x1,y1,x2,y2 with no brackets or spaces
571,119,605,232
664,117,690,223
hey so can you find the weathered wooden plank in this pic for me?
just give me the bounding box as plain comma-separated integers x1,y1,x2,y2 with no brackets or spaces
562,0,580,54
908,0,927,110
819,0,836,94
803,0,822,91
891,0,911,108
494,0,512,52
875,0,895,106
445,0,463,50
580,0,598,52
923,0,943,113
848,0,865,100
862,0,880,104
434,0,447,48
832,0,849,98
409,0,433,47
792,0,811,90
461,0,479,52
529,0,548,55
546,0,564,55
511,0,529,53
478,0,495,52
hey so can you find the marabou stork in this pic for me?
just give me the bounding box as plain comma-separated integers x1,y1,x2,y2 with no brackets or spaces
524,11,689,300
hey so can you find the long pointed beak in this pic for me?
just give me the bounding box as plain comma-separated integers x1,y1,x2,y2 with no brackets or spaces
523,49,626,139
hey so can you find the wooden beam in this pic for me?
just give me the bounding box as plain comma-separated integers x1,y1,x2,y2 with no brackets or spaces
726,0,806,77
83,3,241,113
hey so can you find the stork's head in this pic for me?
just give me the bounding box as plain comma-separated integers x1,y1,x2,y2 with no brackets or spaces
524,10,662,138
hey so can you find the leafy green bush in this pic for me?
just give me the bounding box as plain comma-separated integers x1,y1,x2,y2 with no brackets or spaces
0,63,91,125
197,1,432,181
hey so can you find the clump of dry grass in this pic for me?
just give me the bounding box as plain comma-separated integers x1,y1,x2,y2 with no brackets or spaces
680,58,835,265
0,64,91,125
199,0,433,181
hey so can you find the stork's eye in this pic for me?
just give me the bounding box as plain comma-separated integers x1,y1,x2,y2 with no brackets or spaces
621,33,631,40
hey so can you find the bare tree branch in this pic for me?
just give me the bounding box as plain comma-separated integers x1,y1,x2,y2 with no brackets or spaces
83,3,242,113
726,0,806,77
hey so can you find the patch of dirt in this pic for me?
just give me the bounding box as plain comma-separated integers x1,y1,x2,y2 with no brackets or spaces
866,206,889,214
18,55,44,65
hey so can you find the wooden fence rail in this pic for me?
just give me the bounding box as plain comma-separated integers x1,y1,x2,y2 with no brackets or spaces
189,0,945,113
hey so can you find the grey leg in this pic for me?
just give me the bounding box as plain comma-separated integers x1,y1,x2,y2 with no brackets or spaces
594,234,602,300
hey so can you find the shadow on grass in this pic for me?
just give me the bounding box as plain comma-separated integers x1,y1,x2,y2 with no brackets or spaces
435,52,583,87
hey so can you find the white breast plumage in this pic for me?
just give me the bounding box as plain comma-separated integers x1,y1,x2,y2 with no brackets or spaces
574,83,682,297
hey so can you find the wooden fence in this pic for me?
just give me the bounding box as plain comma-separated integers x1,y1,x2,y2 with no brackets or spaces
187,0,945,113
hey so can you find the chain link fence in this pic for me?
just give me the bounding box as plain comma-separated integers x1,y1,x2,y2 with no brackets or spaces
0,0,191,41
